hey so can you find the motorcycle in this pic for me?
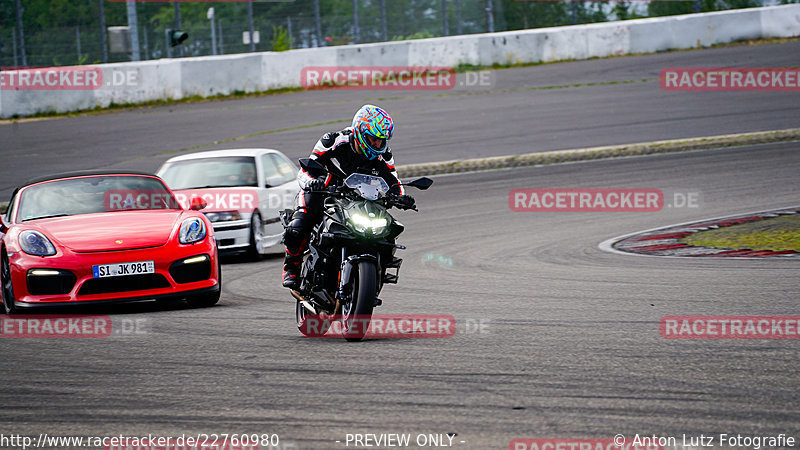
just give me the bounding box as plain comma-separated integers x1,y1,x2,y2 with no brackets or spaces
280,158,433,341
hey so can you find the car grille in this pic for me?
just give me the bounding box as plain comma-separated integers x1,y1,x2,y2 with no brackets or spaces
27,270,77,296
78,274,170,296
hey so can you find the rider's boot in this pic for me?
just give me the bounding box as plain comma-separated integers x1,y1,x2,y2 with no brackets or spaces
282,245,305,290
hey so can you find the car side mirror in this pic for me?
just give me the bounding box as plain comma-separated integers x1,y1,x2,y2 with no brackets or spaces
190,196,208,211
0,215,6,234
264,175,284,188
406,177,433,190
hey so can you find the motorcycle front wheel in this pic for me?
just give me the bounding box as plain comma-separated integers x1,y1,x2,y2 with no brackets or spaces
341,260,377,342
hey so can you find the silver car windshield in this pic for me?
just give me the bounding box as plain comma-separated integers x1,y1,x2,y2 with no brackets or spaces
159,156,258,189
344,174,389,201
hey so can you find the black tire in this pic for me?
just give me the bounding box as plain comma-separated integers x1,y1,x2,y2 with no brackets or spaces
1,249,18,315
295,254,331,337
342,261,376,342
246,211,264,260
187,258,221,308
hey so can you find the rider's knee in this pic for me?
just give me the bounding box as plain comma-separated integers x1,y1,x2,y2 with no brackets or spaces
284,213,311,248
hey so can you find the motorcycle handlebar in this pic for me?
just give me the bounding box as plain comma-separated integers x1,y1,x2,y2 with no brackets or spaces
303,187,418,211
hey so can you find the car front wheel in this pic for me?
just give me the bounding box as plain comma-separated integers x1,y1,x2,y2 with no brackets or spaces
187,258,221,308
1,249,18,315
247,211,264,260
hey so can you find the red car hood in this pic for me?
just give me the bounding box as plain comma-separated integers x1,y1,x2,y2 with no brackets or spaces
36,211,183,252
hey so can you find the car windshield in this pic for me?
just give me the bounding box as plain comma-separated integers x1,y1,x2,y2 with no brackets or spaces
159,156,258,189
16,175,181,222
344,173,390,201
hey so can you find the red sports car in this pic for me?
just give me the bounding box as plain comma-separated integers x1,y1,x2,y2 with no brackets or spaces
0,172,221,314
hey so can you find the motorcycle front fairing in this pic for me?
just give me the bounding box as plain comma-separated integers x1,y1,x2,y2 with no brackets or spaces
314,199,402,297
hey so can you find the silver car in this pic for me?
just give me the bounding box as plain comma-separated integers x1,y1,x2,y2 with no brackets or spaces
157,149,299,258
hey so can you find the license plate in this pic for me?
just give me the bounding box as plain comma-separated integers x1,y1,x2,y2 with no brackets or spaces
92,261,155,278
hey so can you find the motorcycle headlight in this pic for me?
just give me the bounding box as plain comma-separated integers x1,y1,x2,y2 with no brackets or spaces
179,217,207,244
349,212,388,235
19,230,57,256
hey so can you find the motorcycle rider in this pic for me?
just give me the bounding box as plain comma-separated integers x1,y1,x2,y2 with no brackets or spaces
282,104,416,289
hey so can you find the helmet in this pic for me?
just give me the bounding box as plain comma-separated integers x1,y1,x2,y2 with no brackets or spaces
352,105,394,160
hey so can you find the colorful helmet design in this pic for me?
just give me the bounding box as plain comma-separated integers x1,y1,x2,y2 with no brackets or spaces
352,105,394,160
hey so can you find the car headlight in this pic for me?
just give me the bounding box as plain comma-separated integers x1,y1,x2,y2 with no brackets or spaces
204,211,242,223
179,217,207,244
349,212,388,234
19,230,57,256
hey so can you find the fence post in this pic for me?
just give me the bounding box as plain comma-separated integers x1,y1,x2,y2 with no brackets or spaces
287,16,293,49
486,0,494,33
352,0,360,43
14,0,27,66
126,1,141,61
76,26,82,62
315,0,324,46
442,0,449,36
142,23,149,59
98,0,108,62
209,8,217,55
248,1,256,52
456,0,462,35
218,19,224,54
572,1,578,24
380,0,387,41
174,2,183,57
12,28,18,67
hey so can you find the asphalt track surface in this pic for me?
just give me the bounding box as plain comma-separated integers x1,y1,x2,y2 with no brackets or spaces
1,41,799,450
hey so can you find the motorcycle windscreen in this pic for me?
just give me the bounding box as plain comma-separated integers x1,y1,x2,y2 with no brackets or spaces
344,173,390,200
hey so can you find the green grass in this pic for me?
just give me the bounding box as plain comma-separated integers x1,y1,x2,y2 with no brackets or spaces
682,215,800,252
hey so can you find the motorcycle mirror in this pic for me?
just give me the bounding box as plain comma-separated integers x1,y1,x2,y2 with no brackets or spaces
405,177,433,190
299,158,327,177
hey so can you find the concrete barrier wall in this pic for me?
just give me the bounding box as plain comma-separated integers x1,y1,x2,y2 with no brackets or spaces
1,4,798,118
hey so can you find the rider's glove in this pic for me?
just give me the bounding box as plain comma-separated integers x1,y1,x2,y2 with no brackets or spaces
395,194,416,210
305,177,327,192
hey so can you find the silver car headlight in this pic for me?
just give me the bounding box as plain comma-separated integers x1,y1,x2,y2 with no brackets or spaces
179,217,207,244
204,211,242,223
19,230,57,256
